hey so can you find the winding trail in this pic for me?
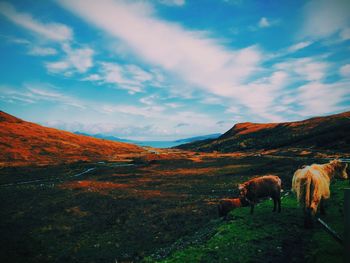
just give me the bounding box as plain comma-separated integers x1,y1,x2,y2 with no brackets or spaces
0,167,98,187
0,162,137,187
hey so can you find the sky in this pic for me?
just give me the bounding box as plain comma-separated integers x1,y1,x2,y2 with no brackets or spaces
0,0,349,140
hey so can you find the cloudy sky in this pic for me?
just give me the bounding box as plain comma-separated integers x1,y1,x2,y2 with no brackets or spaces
0,0,349,140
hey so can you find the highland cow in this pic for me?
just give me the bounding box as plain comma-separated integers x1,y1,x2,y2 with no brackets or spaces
292,159,348,228
238,175,282,214
218,198,245,218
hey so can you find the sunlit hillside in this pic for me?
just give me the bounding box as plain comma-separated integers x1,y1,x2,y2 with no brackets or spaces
178,111,350,155
0,111,144,166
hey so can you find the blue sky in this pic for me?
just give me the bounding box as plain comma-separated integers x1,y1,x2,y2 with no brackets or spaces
0,0,349,140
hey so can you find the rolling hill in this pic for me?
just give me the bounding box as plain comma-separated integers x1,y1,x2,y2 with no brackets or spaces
177,111,350,153
0,111,144,166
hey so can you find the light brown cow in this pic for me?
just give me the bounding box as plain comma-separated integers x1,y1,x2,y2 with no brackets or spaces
238,175,282,214
292,159,348,228
218,198,246,218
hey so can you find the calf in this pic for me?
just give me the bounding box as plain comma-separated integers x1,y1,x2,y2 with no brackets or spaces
239,175,282,214
218,198,245,218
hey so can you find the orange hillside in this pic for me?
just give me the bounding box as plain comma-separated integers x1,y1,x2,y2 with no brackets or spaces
0,111,144,166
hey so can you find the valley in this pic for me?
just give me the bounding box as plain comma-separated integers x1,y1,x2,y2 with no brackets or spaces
0,152,345,262
0,111,349,262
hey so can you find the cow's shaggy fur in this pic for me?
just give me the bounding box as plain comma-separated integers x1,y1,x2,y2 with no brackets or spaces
239,175,282,214
292,159,348,228
218,198,246,218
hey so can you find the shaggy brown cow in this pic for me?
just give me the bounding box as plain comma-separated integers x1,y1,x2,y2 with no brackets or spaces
238,175,282,214
292,159,348,228
218,198,246,218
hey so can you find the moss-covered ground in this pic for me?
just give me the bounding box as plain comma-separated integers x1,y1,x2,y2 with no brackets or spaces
149,180,347,263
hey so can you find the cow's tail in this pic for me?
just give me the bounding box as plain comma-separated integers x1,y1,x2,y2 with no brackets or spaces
292,170,313,208
304,173,313,209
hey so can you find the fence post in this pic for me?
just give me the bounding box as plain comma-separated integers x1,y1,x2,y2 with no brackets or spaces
344,188,350,263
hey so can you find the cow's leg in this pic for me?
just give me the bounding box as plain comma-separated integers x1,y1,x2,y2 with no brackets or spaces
273,197,277,212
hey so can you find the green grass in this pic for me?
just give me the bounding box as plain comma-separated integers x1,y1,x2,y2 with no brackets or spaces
150,180,348,263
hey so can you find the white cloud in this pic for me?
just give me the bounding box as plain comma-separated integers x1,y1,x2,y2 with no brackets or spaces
85,62,161,94
340,64,350,77
0,34,30,44
97,62,150,93
235,71,289,122
62,44,94,73
301,0,350,40
81,74,103,81
139,95,157,106
58,0,262,99
0,84,85,109
275,58,329,81
225,105,240,114
46,61,71,73
165,102,182,108
201,96,223,105
0,2,73,42
46,44,94,74
258,17,270,28
101,104,154,117
26,85,86,109
158,0,185,6
340,27,350,41
0,2,95,76
27,46,57,56
256,17,279,29
287,41,312,53
1,34,58,56
296,81,349,116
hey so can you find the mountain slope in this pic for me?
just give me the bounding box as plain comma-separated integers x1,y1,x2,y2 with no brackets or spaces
177,111,350,153
0,111,144,166
174,133,221,144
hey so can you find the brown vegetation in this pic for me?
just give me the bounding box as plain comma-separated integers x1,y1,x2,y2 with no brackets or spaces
177,111,350,154
0,111,144,166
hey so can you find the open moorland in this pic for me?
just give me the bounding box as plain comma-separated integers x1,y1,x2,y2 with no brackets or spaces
1,151,347,263
0,111,349,262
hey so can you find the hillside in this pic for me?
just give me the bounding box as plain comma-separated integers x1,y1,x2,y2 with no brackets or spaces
177,111,350,153
0,111,144,166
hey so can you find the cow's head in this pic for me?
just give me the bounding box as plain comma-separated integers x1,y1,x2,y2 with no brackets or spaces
238,183,248,198
331,159,348,179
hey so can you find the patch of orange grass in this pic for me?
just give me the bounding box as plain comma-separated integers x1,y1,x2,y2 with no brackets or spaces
0,111,145,167
234,122,280,135
60,180,180,199
65,206,89,217
131,189,187,199
60,180,132,191
140,167,216,176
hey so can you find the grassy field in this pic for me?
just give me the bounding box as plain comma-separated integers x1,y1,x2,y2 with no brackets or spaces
0,155,346,262
149,180,347,263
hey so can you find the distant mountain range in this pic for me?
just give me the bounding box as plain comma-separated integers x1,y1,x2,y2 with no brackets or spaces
74,132,222,148
0,111,143,166
177,111,350,153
